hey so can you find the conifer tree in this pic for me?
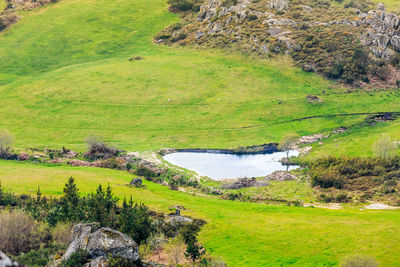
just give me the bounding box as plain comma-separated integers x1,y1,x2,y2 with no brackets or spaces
119,196,152,244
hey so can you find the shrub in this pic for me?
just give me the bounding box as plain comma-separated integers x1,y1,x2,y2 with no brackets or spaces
16,245,63,267
0,210,39,255
166,237,186,266
168,0,194,12
85,135,119,160
108,256,133,267
311,168,345,189
221,0,237,7
60,249,89,267
52,222,73,246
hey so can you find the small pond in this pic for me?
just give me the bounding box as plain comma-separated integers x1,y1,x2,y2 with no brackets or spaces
163,150,299,180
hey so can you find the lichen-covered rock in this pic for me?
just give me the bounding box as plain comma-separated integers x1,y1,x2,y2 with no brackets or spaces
57,224,139,266
167,216,192,227
267,0,288,11
86,228,139,261
62,223,100,260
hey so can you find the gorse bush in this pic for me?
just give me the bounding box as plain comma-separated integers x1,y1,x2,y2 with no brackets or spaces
167,0,201,12
308,156,400,200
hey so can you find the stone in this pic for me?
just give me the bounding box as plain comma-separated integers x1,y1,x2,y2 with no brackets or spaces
391,35,400,50
167,216,192,227
0,251,18,267
267,27,281,36
130,177,142,187
382,48,395,60
377,2,385,11
213,22,223,31
376,33,390,49
384,12,399,29
62,223,100,261
264,171,297,181
267,0,288,11
371,45,384,57
306,95,320,103
299,5,312,11
261,44,269,54
297,133,326,145
86,228,139,262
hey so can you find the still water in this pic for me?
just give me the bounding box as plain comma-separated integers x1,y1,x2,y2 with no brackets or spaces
163,150,299,180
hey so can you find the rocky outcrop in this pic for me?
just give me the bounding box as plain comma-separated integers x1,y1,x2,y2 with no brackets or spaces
222,177,269,189
264,171,297,181
0,251,18,267
57,223,139,266
353,3,400,60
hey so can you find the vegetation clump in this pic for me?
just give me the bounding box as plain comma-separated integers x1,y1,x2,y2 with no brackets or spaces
84,135,120,160
308,155,400,204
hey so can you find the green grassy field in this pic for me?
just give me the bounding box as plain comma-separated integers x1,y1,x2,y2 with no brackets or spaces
1,159,400,266
0,0,399,155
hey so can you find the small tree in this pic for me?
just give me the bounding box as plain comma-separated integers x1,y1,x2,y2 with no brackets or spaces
181,223,205,264
278,133,298,161
119,197,153,244
59,177,83,222
0,130,13,159
373,135,397,159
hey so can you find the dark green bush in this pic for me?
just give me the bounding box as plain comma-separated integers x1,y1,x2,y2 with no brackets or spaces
60,249,89,267
168,0,194,12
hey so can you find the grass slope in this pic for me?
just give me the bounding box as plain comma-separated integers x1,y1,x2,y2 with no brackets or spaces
1,159,400,266
0,0,399,155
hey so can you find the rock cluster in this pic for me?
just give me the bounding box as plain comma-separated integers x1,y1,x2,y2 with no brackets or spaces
193,0,300,54
56,223,139,266
222,177,269,189
264,171,297,181
354,3,400,60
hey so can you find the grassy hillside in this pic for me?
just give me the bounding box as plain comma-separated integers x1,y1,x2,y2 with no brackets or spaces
0,0,399,155
1,159,400,266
